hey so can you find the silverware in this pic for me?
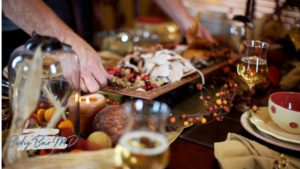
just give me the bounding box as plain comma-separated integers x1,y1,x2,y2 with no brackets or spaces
107,79,122,90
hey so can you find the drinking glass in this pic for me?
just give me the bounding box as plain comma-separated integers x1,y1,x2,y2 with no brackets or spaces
237,40,269,93
116,100,170,169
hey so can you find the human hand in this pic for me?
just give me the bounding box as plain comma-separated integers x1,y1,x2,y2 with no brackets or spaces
198,25,213,42
64,35,114,93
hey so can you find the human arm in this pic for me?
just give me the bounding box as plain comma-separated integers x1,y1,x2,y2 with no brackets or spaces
3,0,113,93
152,0,213,41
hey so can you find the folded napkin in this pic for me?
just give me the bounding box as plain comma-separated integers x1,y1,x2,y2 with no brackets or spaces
215,133,300,169
279,65,300,91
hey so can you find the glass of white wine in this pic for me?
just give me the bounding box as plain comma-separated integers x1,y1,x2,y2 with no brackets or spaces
116,100,170,169
237,40,269,93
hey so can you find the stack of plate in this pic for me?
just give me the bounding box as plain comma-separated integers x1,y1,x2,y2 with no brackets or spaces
240,107,300,151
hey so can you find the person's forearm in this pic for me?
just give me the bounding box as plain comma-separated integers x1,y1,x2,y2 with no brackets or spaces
3,0,78,45
153,0,193,34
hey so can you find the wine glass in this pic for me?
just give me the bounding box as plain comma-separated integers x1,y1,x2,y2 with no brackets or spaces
289,21,300,52
116,100,170,169
237,40,269,92
236,40,269,111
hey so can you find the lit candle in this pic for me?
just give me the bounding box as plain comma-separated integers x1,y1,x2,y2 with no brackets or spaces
69,93,106,137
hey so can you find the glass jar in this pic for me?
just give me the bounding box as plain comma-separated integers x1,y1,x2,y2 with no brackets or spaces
8,32,81,135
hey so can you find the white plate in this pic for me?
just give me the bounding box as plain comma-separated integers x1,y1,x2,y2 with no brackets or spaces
240,110,300,151
250,107,300,144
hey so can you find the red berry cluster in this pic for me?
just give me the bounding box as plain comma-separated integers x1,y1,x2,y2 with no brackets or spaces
104,95,123,105
165,79,239,131
107,65,162,91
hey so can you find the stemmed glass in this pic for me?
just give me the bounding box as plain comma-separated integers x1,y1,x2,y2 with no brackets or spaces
116,100,170,169
237,40,269,92
236,40,269,110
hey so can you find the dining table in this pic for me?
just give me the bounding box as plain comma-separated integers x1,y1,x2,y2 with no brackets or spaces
2,66,300,169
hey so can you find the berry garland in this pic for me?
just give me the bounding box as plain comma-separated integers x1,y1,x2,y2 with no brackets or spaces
166,78,239,131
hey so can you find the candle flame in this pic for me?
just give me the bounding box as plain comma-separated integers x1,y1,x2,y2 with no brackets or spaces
86,97,90,103
75,93,81,102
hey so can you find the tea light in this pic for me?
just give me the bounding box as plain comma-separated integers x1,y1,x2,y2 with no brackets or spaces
69,93,106,137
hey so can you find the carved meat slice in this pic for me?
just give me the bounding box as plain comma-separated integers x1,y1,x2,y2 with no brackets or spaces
143,61,156,75
150,64,170,77
169,62,184,83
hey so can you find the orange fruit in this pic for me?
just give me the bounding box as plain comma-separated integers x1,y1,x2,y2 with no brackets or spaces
58,120,74,130
33,114,41,123
70,149,83,153
44,107,56,122
37,109,46,116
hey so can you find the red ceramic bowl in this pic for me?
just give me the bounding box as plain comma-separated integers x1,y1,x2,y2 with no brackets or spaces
268,92,300,134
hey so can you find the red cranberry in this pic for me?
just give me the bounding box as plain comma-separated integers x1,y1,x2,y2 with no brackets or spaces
147,86,152,90
223,106,229,112
4,117,10,122
118,84,123,88
212,104,218,110
216,117,223,122
193,119,199,123
104,95,109,99
128,77,135,83
110,70,116,75
208,107,214,112
166,126,171,131
145,81,151,86
40,103,45,108
171,126,177,130
114,72,120,77
206,96,211,100
121,74,126,78
181,114,187,119
46,99,51,104
115,67,121,73
107,65,113,71
136,75,142,80
143,75,149,81
141,86,147,91
110,99,117,105
196,83,203,90
150,83,156,88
